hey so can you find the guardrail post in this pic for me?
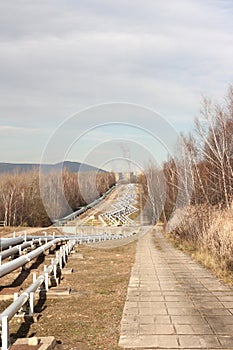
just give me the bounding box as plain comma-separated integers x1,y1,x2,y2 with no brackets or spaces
43,265,49,291
33,272,37,283
52,258,57,280
55,251,59,265
0,255,2,266
14,292,18,302
70,241,73,252
24,231,27,242
29,292,34,315
59,249,63,268
45,272,49,291
1,315,10,350
62,246,66,264
64,245,67,256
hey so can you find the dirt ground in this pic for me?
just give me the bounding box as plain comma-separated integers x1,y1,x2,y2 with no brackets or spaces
1,241,136,350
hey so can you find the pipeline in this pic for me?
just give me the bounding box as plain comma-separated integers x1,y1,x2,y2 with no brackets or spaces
0,237,25,251
0,240,41,261
0,238,66,278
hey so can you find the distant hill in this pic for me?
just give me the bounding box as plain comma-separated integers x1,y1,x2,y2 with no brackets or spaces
0,161,105,174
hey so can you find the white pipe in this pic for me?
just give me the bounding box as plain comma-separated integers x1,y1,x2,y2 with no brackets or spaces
0,240,40,261
0,238,65,278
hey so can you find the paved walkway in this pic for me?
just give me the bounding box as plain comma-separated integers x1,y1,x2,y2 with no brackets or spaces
119,227,233,349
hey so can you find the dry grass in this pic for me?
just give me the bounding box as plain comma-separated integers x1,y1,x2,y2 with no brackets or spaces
0,227,29,237
193,247,233,285
167,205,233,286
6,241,136,349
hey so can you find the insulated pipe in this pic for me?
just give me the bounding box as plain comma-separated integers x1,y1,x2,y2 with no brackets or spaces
0,238,66,278
0,237,25,251
0,236,63,252
26,235,70,240
0,240,40,261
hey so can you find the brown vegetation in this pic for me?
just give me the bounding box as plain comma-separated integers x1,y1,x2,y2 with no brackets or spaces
168,206,233,284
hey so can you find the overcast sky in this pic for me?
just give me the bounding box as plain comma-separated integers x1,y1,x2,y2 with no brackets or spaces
1,0,233,169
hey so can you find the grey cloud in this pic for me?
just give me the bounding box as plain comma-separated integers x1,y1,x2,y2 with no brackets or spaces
0,125,39,135
0,0,233,162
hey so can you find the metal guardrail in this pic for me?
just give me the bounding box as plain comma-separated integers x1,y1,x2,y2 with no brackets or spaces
0,240,75,350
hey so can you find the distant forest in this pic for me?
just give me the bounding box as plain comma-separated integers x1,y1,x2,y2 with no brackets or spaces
0,169,115,227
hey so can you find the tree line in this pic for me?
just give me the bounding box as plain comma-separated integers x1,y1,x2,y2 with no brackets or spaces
142,86,233,222
0,169,115,227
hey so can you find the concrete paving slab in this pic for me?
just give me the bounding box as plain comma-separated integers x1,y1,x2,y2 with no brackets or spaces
210,324,233,334
120,334,179,348
179,335,220,348
139,307,168,315
138,315,172,325
222,302,233,308
167,307,200,316
174,323,213,335
192,301,223,308
200,308,232,316
205,315,233,326
219,336,233,347
218,296,233,302
139,324,175,335
171,315,207,325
